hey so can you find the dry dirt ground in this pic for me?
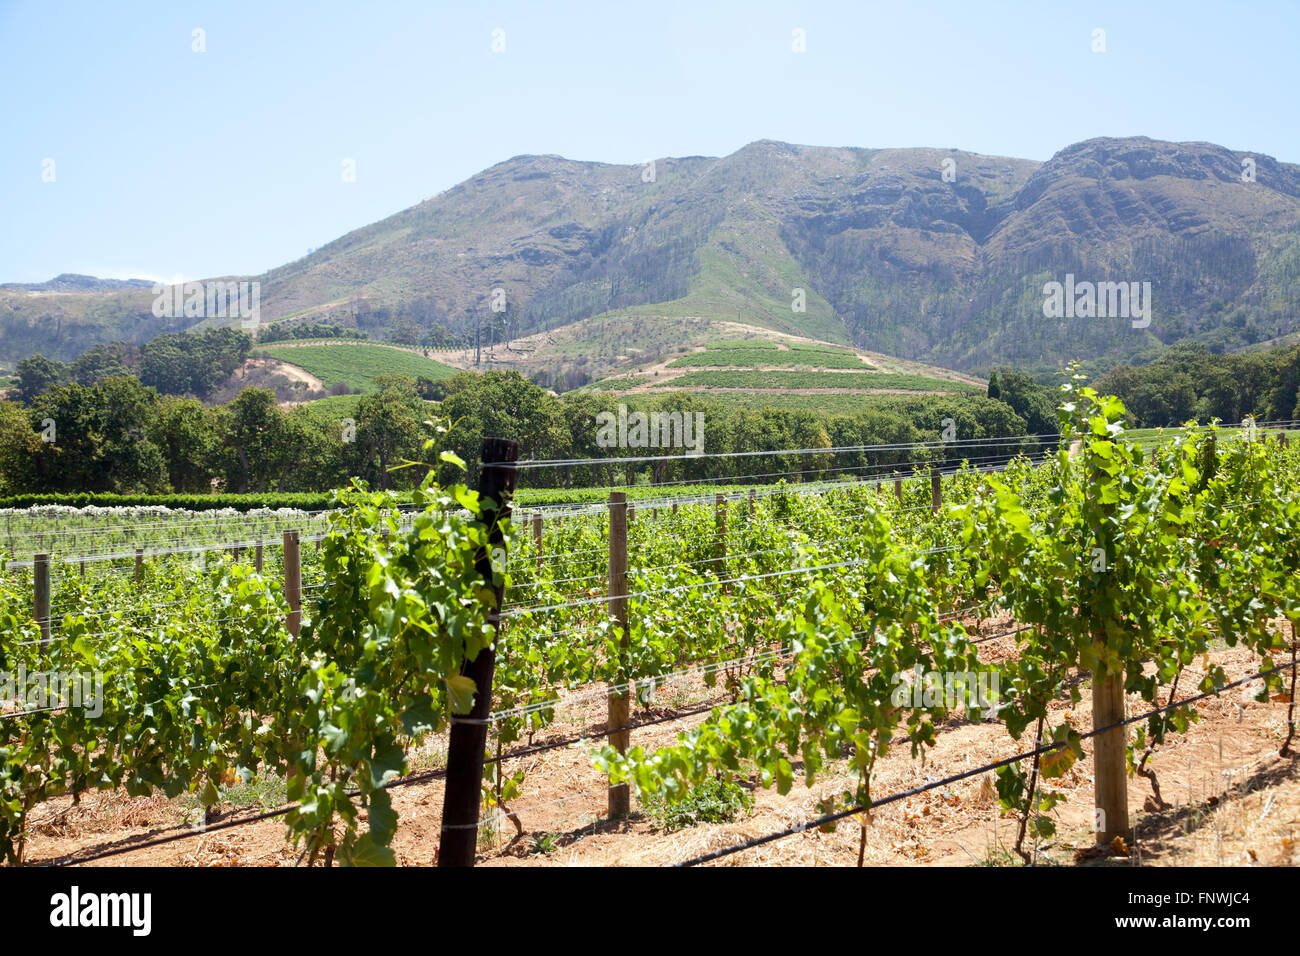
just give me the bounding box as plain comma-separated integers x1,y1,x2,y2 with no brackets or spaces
206,356,327,407
19,616,1299,868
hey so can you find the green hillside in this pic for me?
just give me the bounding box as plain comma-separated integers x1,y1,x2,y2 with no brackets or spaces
255,343,458,392
9,137,1300,382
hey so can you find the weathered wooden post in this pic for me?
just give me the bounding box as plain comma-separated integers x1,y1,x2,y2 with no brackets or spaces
607,490,630,819
283,531,302,638
34,553,50,653
439,437,519,866
715,493,727,580
1079,440,1130,846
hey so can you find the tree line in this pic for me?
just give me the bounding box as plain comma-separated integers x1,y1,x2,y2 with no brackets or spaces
0,366,1059,497
13,328,251,403
1094,341,1300,427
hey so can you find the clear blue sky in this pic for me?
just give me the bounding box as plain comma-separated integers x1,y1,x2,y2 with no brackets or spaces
2,0,1297,284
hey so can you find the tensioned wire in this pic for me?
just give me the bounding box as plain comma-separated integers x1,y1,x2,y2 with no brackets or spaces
511,447,1059,495
21,470,1260,637
513,432,1278,532
17,463,1248,629
15,461,967,575
496,418,1294,472
478,618,1034,759
2,418,1286,563
506,496,969,587
514,468,1041,552
498,582,828,649
476,600,996,726
508,446,1144,514
503,492,1066,613
14,473,1292,648
4,424,1219,568
0,500,424,540
505,507,973,596
499,543,967,617
490,485,1295,716
512,431,1267,502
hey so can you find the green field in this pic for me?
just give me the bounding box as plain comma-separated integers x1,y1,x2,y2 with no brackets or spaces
703,338,779,350
663,370,981,392
256,343,458,392
653,390,917,416
669,348,872,369
788,342,856,354
584,375,650,391
301,392,365,422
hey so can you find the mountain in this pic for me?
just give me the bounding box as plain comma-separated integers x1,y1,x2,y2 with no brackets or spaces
5,136,1299,378
0,273,157,293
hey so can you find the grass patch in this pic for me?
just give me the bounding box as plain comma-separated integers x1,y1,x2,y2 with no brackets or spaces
643,776,753,831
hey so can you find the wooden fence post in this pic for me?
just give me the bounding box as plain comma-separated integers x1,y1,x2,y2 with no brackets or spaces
894,476,903,503
439,437,519,866
1079,442,1131,846
283,530,302,638
1092,656,1130,844
134,548,143,584
255,539,264,574
715,493,727,580
532,513,543,568
607,491,631,819
34,553,50,654
932,470,942,514
749,489,755,516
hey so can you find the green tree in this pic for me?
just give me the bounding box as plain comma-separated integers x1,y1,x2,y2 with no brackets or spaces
351,377,427,491
0,401,42,493
14,355,65,404
28,377,167,492
215,388,297,492
150,396,217,492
